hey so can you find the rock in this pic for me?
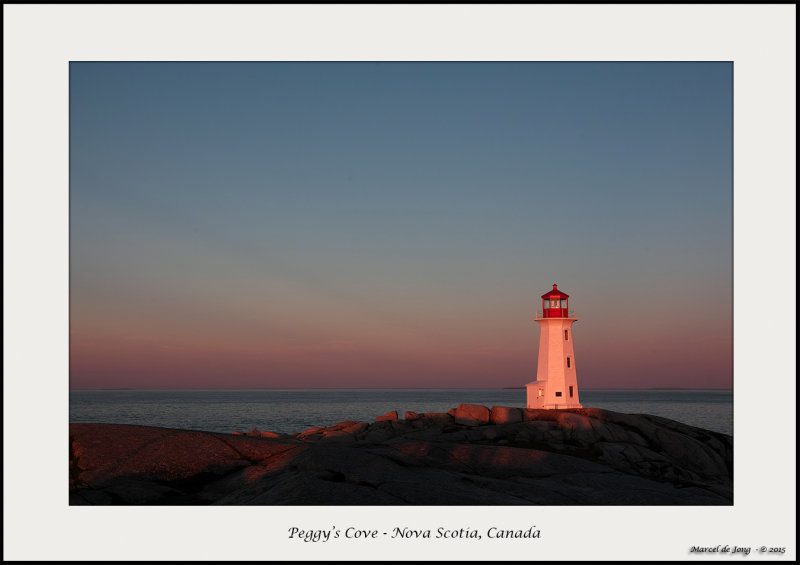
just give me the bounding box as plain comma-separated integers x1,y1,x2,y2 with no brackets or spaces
294,421,371,443
391,420,412,431
376,411,398,422
70,423,255,488
326,421,359,431
97,477,184,505
555,412,597,444
402,426,456,441
454,404,490,426
296,426,326,441
490,406,523,425
363,423,396,443
588,418,645,445
404,411,421,421
522,409,558,422
69,407,733,506
71,488,114,505
421,413,453,426
513,420,559,444
409,418,427,429
339,422,369,436
232,431,243,435
320,431,356,442
447,408,457,417
246,429,261,437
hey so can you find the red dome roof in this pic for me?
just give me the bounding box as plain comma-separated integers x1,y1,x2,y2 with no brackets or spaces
541,283,569,299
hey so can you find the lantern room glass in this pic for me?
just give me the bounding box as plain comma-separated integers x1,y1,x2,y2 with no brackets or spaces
542,296,568,317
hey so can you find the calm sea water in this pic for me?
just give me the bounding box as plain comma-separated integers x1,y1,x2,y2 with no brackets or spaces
69,389,732,436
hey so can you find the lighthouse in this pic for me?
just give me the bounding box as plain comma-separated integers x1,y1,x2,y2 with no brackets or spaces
526,283,582,409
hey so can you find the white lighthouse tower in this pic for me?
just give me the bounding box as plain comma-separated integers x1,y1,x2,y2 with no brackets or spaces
526,283,582,410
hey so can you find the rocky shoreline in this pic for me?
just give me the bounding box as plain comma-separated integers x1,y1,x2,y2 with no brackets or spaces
70,404,732,505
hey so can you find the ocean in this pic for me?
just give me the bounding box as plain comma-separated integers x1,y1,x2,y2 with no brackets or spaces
69,389,733,436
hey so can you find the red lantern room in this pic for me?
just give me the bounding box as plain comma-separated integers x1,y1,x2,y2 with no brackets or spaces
541,283,569,318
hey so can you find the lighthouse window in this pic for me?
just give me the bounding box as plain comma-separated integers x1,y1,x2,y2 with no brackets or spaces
569,386,574,398
565,330,569,340
555,392,562,397
567,357,571,368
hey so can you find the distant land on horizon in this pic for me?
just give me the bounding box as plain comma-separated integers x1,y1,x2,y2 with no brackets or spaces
500,386,732,391
70,386,733,392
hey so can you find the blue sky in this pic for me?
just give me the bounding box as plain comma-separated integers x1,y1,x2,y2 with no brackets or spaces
70,62,732,389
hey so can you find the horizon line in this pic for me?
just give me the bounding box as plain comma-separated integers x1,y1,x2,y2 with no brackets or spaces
70,386,734,391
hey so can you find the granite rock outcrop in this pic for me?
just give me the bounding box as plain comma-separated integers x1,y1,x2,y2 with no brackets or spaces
70,405,732,505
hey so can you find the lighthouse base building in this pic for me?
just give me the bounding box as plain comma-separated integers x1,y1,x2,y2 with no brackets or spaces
526,284,582,410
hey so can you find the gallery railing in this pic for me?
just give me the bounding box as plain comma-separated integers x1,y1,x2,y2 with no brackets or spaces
535,309,576,318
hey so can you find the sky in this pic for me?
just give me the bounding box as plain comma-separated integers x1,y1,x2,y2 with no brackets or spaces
69,62,732,390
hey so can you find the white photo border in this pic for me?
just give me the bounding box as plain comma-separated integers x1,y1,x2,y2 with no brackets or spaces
3,4,796,562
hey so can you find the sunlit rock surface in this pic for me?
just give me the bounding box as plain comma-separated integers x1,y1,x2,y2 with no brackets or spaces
70,406,732,505
375,410,398,422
